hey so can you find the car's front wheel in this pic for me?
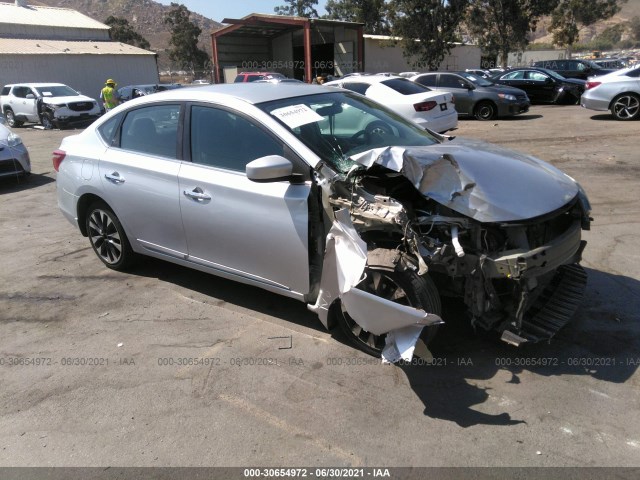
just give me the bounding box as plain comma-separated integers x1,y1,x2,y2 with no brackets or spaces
85,202,135,271
611,93,640,120
4,109,22,128
337,251,442,357
474,101,497,121
41,112,54,130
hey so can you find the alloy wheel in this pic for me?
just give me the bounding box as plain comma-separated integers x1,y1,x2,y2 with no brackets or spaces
612,95,640,120
87,209,123,265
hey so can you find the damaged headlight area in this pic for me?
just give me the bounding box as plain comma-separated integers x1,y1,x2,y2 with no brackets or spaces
311,146,590,362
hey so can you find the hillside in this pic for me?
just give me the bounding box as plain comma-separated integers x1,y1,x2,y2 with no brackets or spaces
531,0,640,47
28,0,223,69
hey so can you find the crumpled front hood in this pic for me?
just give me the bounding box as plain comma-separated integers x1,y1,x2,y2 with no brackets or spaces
43,95,95,105
350,137,579,223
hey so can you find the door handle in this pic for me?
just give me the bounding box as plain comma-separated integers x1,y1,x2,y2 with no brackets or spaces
104,172,125,184
183,188,211,201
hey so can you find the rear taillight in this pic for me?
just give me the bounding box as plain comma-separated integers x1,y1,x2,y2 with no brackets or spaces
585,81,601,90
414,101,437,112
451,95,455,104
52,150,66,171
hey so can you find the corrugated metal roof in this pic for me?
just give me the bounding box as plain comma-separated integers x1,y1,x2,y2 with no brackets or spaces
0,38,155,55
0,2,109,30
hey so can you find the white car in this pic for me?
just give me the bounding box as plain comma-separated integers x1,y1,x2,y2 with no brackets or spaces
324,75,457,133
0,83,101,129
581,65,640,120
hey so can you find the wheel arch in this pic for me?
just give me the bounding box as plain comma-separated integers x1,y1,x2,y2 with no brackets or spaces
608,91,640,110
77,193,112,237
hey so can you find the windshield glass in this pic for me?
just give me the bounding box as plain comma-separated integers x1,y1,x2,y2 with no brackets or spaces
459,72,494,87
34,85,79,97
259,92,440,173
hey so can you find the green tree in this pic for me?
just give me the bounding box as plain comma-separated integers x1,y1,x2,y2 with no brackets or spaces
105,16,150,50
164,3,210,70
274,0,319,17
325,0,390,34
389,0,469,71
466,1,556,68
549,0,627,52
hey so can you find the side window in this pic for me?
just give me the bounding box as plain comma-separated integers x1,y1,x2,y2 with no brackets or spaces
1,86,10,96
13,87,28,98
576,62,586,71
342,82,370,95
502,71,524,80
98,113,123,145
439,75,466,89
527,71,549,81
190,105,284,172
415,75,437,87
120,104,180,158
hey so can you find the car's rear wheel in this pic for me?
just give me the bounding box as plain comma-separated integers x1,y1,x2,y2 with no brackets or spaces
474,101,497,121
337,251,441,357
85,202,135,271
4,109,22,128
611,93,640,120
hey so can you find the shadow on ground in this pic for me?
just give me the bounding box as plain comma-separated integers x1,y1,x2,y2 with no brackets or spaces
128,257,640,428
0,173,54,194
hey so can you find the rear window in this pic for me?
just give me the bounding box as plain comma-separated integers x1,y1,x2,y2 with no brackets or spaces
0,86,9,96
414,75,437,87
381,78,430,95
342,82,370,95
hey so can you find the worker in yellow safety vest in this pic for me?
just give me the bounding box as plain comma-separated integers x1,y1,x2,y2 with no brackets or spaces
100,79,120,111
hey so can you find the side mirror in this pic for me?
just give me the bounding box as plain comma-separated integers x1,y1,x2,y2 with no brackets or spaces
545,77,553,84
246,155,296,183
465,83,475,90
26,93,35,99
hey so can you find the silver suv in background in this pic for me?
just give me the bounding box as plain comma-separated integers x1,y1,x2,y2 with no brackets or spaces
0,83,101,129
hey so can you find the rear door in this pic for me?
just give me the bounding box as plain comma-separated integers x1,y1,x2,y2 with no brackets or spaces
178,104,311,295
98,103,188,259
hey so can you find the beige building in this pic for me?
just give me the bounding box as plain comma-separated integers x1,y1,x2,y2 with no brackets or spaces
0,1,158,98
364,35,482,73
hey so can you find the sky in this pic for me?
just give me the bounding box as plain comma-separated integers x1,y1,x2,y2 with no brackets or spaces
156,0,329,22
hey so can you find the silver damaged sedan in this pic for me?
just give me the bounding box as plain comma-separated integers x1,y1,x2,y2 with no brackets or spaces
54,84,592,362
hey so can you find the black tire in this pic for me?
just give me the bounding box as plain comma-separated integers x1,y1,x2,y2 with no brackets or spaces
610,93,640,121
337,249,442,357
41,112,54,130
85,201,135,271
4,109,23,128
474,101,497,121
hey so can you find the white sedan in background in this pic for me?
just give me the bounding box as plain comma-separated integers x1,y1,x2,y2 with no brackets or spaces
581,64,640,120
324,75,457,133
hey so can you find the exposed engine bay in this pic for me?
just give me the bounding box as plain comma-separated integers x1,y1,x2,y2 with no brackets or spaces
310,143,591,361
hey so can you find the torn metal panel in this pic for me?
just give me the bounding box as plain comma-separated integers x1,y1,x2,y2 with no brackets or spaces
340,287,443,336
381,325,425,363
350,138,579,223
308,208,367,328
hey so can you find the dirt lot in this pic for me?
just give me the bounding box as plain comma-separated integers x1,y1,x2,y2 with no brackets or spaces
1,105,639,468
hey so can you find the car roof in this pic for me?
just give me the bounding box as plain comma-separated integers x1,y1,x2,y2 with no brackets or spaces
6,83,67,87
329,74,404,85
134,83,332,105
